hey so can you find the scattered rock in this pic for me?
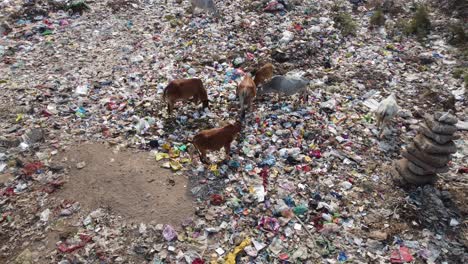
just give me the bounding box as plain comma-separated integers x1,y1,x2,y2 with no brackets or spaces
76,161,86,169
23,128,45,144
369,230,388,240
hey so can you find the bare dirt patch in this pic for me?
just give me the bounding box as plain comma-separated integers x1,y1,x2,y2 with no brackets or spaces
57,143,194,224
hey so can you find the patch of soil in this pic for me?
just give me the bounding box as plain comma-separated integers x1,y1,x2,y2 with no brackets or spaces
57,143,194,224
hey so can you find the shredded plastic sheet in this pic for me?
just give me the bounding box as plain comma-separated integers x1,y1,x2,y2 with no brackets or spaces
225,237,251,264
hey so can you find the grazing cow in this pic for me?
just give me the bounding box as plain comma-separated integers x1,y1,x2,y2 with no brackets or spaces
191,121,242,164
253,63,274,87
258,75,310,103
237,75,257,118
190,0,220,17
163,78,209,115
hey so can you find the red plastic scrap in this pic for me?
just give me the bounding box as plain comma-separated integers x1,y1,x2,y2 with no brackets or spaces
259,217,280,233
259,167,269,188
311,215,324,230
1,212,12,223
101,126,111,137
42,109,53,117
210,194,224,206
106,102,116,111
42,180,65,194
57,242,84,253
311,149,322,159
390,246,414,263
192,258,205,264
293,23,303,31
22,162,44,176
458,167,468,174
79,234,93,243
297,165,311,172
278,253,289,260
1,187,15,196
57,234,93,253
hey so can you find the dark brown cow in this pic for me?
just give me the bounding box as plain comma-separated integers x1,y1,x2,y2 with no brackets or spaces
253,63,274,87
237,75,256,118
163,78,209,115
191,121,242,164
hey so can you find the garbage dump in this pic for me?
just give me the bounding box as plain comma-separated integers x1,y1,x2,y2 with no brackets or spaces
0,0,467,263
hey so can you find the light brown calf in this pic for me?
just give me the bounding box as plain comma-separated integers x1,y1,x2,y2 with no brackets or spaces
237,75,256,118
191,121,242,164
253,63,274,87
163,78,209,115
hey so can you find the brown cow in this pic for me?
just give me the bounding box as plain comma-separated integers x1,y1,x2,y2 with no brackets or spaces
253,63,274,87
191,121,242,164
237,75,256,118
163,78,209,115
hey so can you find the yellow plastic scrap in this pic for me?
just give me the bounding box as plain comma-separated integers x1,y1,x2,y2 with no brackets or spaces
16,114,23,123
169,148,180,158
180,158,191,164
155,152,170,161
225,238,251,264
162,143,171,151
169,160,182,171
209,164,217,172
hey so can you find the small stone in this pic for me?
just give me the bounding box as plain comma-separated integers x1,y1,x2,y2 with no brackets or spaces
419,123,459,144
406,144,451,167
456,120,468,131
40,209,51,222
424,114,458,135
76,162,86,169
340,181,353,190
434,112,458,125
14,248,33,264
215,248,225,255
419,56,434,65
23,128,45,144
449,218,460,226
369,231,388,240
413,134,457,155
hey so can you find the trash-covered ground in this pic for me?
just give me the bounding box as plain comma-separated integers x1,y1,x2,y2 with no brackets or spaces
1,0,467,263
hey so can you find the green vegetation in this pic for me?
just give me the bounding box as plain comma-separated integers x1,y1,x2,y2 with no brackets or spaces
67,1,91,15
333,12,357,37
453,68,468,88
404,5,431,40
370,9,386,28
464,73,468,88
448,23,467,46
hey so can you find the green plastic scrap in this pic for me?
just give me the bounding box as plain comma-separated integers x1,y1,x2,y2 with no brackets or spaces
42,30,53,36
363,113,373,123
293,205,308,215
316,236,336,257
178,145,187,152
